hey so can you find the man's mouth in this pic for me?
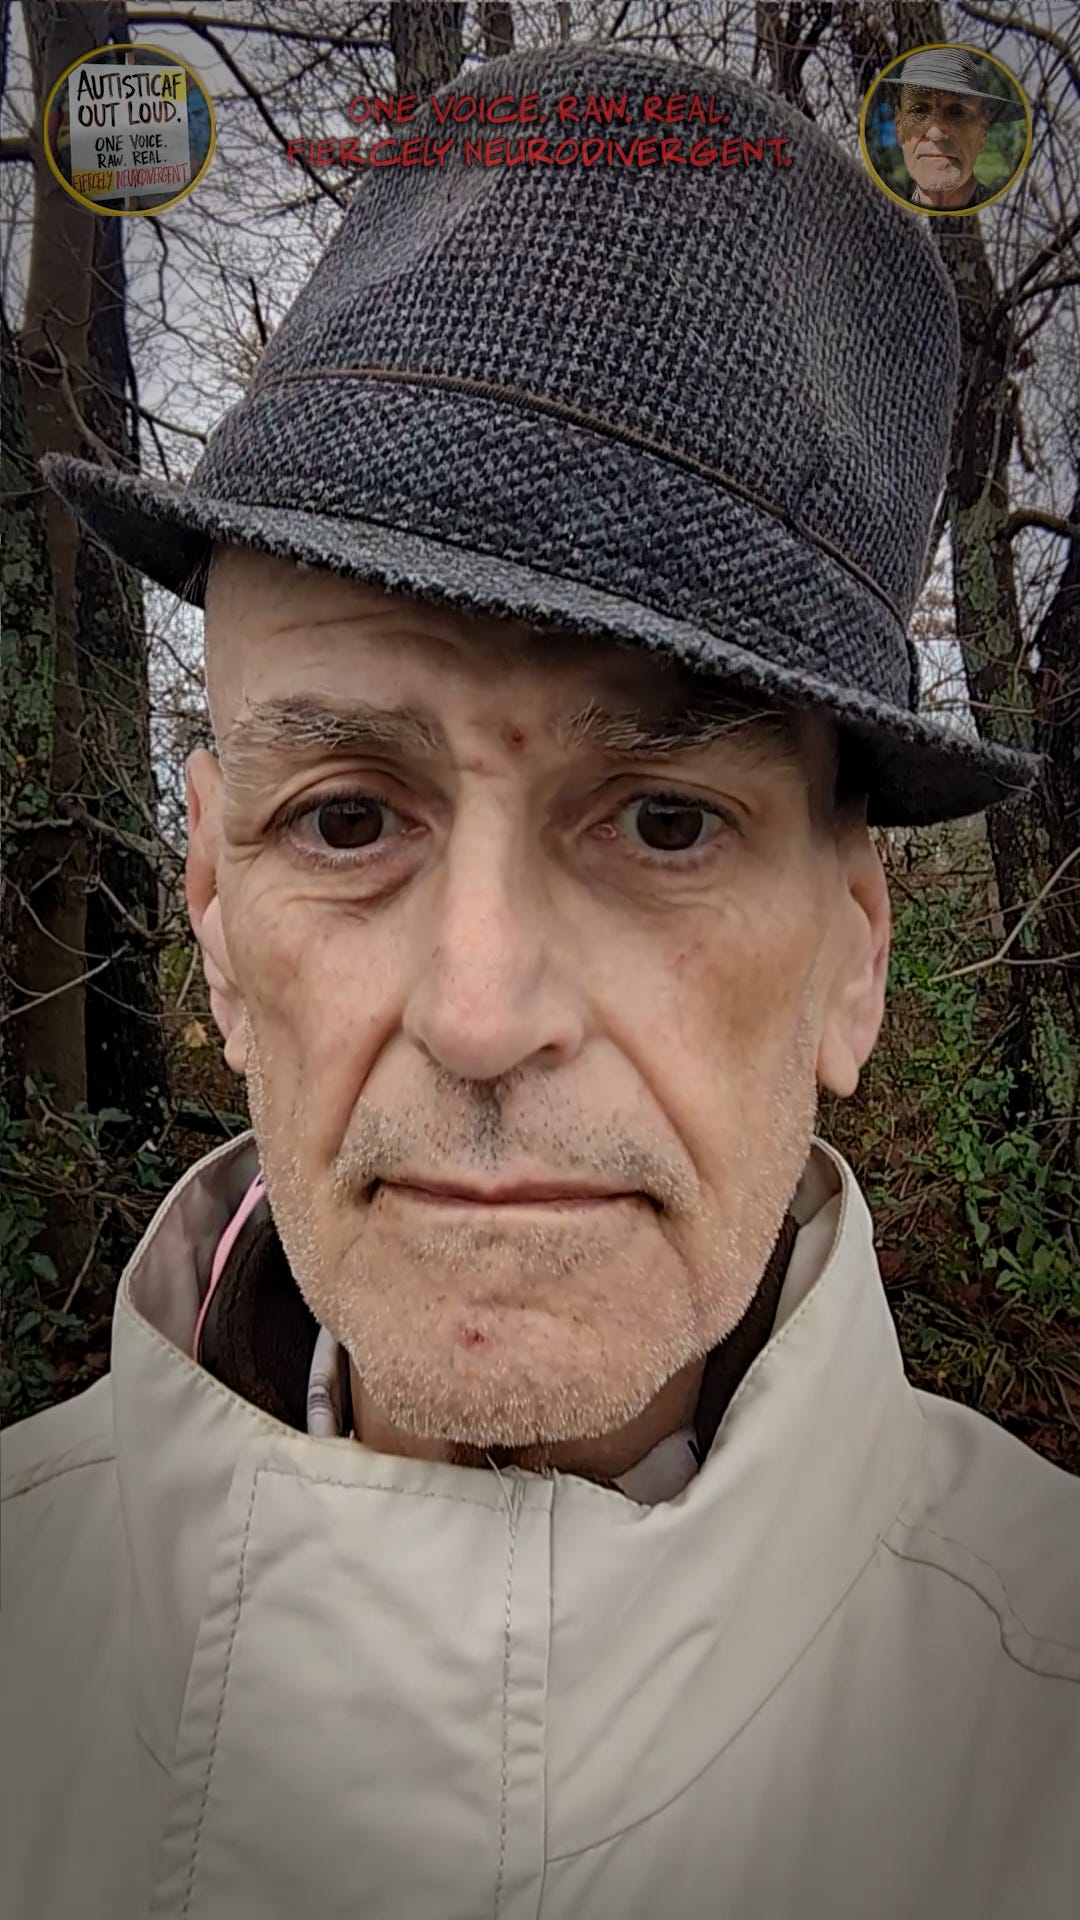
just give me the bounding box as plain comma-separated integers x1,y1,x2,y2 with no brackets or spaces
369,1178,656,1211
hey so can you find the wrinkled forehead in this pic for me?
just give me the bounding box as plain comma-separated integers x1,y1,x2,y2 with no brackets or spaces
204,545,792,739
206,542,636,677
201,546,839,820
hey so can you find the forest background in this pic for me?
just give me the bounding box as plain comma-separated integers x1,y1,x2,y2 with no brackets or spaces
2,0,1078,1466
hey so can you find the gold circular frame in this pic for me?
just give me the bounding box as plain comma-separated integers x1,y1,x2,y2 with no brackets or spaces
42,42,217,217
858,41,1032,217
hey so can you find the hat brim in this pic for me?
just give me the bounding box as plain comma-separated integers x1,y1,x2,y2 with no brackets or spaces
880,75,1026,122
40,450,1041,831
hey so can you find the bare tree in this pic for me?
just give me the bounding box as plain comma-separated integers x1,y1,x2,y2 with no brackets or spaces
750,0,1079,1151
3,0,171,1283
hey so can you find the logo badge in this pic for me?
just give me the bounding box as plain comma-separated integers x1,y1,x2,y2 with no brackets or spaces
859,42,1030,216
43,42,215,216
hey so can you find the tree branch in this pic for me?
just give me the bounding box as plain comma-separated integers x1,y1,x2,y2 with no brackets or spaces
249,275,269,349
930,847,1079,984
998,214,1080,317
130,398,207,444
1010,273,1080,310
126,10,384,50
0,954,117,1025
1003,508,1080,541
955,1,1080,98
132,15,347,208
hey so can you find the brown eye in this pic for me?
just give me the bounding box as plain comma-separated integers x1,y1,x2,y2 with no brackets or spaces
314,799,386,850
274,788,411,866
272,783,424,867
634,798,708,852
612,793,731,864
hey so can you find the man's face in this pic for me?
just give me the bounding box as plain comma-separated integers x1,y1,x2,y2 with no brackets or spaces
895,86,990,197
187,550,888,1465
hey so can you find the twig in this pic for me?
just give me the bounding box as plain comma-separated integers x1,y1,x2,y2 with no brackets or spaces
174,1102,250,1137
62,801,164,864
198,1090,246,1138
0,954,115,1023
92,874,169,945
174,944,200,1011
130,398,208,444
250,275,269,348
126,9,384,48
1010,273,1080,311
929,846,1080,982
9,878,109,962
53,337,123,470
46,1215,107,1330
997,213,1080,319
995,951,1080,966
955,1,1080,97
136,13,347,207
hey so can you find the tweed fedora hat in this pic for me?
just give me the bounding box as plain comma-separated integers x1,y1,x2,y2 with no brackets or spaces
882,45,1027,122
41,42,1041,828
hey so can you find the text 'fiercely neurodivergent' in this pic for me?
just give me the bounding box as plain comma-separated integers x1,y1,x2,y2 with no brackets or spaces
285,91,795,171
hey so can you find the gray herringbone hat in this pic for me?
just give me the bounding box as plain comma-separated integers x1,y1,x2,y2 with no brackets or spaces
42,42,1041,828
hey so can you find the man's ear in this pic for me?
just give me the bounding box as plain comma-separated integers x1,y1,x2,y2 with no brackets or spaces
185,750,248,1075
816,830,891,1099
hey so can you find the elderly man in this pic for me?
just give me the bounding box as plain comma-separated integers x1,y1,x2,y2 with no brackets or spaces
883,44,1023,211
3,40,1077,1920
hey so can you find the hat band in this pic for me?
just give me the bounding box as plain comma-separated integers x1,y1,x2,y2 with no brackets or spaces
255,362,907,628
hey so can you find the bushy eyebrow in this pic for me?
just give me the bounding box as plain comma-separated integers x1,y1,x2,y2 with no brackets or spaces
220,697,442,769
555,696,799,763
219,691,801,789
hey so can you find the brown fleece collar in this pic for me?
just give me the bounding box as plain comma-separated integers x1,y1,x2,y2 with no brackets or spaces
691,1210,799,1465
197,1199,319,1431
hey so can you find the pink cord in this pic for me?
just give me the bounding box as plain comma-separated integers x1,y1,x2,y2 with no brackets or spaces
192,1172,266,1362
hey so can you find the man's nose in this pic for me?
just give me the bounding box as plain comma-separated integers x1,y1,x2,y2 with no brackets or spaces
401,826,585,1083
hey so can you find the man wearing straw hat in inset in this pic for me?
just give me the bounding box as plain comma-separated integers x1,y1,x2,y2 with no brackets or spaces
883,44,1025,211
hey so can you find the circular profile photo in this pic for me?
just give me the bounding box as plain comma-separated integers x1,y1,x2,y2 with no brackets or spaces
860,42,1029,215
43,42,215,216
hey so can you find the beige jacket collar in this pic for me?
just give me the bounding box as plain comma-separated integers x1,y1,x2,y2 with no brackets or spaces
110,1132,924,1849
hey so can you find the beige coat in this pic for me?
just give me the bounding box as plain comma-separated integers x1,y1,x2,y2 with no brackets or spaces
3,1130,1078,1919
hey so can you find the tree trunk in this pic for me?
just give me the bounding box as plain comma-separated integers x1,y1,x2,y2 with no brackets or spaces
0,309,58,1103
1033,480,1080,988
830,0,1079,1145
79,193,172,1145
1030,481,1080,1166
389,2,464,94
13,0,103,1131
940,220,1078,1145
478,2,514,60
9,1,168,1295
